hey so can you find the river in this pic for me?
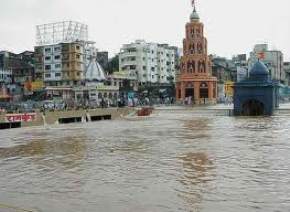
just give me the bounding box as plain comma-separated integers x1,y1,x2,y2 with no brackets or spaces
0,108,290,212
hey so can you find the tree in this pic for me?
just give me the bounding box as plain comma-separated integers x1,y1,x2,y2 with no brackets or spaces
107,54,119,74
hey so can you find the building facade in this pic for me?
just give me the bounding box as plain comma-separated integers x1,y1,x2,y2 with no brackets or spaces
283,62,290,86
0,51,35,100
35,41,90,87
249,44,285,84
119,40,178,85
175,4,217,105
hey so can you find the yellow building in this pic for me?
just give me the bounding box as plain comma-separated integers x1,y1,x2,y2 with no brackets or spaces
224,81,234,97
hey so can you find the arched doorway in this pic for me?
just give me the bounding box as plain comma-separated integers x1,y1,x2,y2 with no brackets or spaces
242,99,265,116
200,82,208,99
185,83,194,99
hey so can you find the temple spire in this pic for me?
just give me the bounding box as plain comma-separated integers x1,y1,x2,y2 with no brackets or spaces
190,0,200,21
192,0,196,11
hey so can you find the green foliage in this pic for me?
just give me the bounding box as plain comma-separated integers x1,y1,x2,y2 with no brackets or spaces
107,54,119,74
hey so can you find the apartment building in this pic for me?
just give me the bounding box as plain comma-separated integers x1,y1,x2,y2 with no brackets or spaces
34,21,101,87
119,40,178,85
249,44,285,83
35,41,87,86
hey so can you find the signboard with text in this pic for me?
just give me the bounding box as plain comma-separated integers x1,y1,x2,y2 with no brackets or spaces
5,113,36,123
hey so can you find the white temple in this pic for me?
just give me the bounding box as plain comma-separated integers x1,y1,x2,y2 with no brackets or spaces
85,55,106,83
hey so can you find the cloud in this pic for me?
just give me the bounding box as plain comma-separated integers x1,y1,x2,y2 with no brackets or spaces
0,0,289,60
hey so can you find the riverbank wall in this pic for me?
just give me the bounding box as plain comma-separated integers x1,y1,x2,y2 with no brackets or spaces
0,107,135,129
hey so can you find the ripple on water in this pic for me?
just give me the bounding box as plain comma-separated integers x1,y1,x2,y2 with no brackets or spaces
1,110,290,211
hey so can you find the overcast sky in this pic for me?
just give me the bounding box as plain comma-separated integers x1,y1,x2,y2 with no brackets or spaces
0,0,289,60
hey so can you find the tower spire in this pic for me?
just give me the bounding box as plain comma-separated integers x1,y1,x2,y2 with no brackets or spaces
192,0,196,11
190,0,200,21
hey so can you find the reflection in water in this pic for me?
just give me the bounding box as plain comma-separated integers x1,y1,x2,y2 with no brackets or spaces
0,136,87,170
1,110,290,211
177,152,215,210
181,119,212,141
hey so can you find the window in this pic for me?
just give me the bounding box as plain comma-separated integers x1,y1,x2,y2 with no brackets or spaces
45,73,51,78
45,56,51,61
54,47,61,52
54,55,61,60
143,66,147,70
55,73,61,77
45,48,51,53
63,54,69,60
76,54,81,59
55,64,61,69
129,65,136,70
45,65,51,70
76,45,80,50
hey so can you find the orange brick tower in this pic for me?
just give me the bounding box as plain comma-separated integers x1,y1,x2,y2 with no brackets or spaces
176,0,217,105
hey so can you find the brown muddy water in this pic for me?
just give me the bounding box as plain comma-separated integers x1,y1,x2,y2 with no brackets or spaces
0,108,290,212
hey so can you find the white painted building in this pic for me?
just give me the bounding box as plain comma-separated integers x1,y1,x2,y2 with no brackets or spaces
119,40,178,85
249,44,285,83
284,62,290,86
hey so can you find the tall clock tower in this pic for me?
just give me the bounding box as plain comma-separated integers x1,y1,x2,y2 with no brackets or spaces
176,1,217,105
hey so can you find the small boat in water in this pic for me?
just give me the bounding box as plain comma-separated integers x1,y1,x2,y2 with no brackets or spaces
122,107,155,121
137,107,154,117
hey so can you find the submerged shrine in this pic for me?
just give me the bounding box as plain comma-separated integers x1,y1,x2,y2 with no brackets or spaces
234,61,279,116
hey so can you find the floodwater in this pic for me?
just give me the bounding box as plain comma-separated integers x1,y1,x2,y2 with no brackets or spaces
0,108,290,212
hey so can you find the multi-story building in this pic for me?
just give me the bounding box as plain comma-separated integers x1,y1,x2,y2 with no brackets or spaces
175,3,217,105
0,69,12,85
0,51,35,100
232,54,248,82
284,62,290,86
0,51,34,85
119,40,178,85
249,44,285,83
35,21,123,105
34,21,95,87
36,41,89,86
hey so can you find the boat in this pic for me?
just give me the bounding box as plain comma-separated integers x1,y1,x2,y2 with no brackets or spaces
122,107,155,121
137,107,154,117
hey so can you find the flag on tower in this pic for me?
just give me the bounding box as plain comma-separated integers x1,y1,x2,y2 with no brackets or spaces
192,0,195,7
192,0,196,10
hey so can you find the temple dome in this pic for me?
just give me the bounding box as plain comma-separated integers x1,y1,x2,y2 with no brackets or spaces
249,61,269,81
85,56,106,81
190,9,200,21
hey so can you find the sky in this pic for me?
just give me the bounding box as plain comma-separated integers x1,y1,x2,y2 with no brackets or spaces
0,0,289,60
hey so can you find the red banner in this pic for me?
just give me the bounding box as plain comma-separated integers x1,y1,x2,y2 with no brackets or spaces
5,113,36,122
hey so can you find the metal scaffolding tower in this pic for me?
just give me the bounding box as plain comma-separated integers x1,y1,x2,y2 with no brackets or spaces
36,21,88,46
